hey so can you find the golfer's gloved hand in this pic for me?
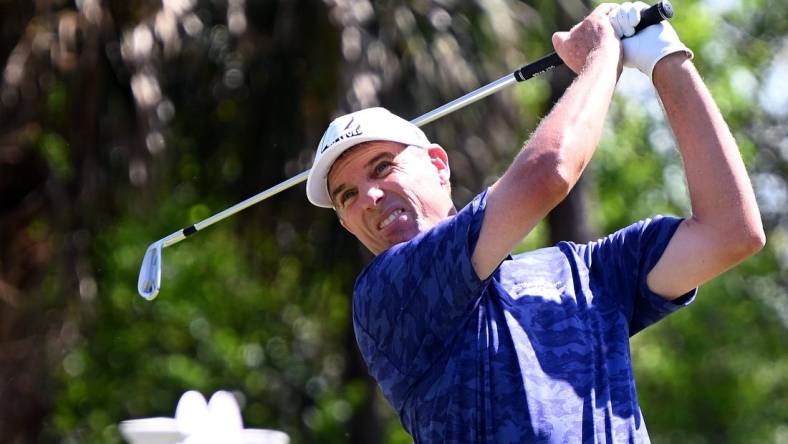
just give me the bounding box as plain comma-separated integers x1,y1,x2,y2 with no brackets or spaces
609,1,694,80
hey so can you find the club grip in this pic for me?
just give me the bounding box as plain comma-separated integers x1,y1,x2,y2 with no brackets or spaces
513,1,674,82
635,0,673,32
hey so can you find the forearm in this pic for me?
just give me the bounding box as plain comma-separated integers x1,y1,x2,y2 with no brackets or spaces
645,54,764,298
653,54,763,243
472,47,620,278
520,47,621,189
471,4,622,279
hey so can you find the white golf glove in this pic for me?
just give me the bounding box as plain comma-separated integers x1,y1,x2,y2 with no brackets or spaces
609,2,694,81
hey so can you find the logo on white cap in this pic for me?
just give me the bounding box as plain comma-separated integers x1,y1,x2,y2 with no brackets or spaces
320,117,362,154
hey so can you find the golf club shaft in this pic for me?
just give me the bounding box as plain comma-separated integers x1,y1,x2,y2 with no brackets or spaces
157,72,516,248
157,0,673,248
161,170,310,247
418,1,672,125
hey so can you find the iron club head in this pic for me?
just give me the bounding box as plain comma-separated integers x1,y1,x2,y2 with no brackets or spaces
138,240,164,300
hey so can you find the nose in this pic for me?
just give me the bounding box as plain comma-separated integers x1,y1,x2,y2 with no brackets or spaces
359,183,384,210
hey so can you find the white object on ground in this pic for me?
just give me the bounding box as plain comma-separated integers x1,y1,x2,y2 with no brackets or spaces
174,390,208,437
119,390,289,444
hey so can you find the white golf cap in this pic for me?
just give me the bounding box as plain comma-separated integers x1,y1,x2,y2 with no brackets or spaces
306,107,431,208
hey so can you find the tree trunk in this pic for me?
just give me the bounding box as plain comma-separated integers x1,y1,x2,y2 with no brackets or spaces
0,136,51,444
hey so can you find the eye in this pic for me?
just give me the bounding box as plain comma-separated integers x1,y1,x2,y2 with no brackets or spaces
373,160,392,176
339,189,357,207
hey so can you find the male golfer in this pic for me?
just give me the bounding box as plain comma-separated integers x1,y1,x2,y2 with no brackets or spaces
306,2,764,442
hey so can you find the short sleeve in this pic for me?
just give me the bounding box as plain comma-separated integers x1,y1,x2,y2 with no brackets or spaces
352,191,491,410
587,215,696,336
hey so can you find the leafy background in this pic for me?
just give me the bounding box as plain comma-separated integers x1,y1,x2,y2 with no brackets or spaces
0,0,785,442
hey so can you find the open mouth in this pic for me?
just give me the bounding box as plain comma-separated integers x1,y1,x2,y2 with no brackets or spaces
378,208,405,230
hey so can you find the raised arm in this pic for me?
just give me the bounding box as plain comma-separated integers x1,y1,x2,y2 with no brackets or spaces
472,4,622,279
645,54,765,298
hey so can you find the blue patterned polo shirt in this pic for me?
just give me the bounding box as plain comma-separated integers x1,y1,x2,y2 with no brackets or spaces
352,190,696,443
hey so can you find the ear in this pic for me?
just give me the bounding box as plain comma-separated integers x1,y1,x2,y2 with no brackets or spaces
426,144,451,187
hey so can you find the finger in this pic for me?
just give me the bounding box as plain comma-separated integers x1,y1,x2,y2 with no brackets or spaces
625,3,641,34
620,2,636,37
552,31,568,52
609,6,624,38
613,9,632,38
594,2,618,15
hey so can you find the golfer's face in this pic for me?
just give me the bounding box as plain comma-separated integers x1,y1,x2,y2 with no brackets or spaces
327,141,453,255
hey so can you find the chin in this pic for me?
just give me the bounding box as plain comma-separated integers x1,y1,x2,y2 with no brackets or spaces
367,223,425,254
391,230,421,247
368,234,411,255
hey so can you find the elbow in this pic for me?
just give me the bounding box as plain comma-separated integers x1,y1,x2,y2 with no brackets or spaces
721,221,766,263
529,152,574,202
741,225,766,256
549,148,585,200
738,211,767,256
515,134,581,204
547,134,588,197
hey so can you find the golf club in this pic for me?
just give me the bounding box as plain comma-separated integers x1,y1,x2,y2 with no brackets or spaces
138,1,674,300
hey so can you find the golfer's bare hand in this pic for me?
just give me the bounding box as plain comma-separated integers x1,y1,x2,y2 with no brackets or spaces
552,4,622,74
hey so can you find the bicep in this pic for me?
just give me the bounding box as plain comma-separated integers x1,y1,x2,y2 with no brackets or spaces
646,218,742,299
472,162,568,279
